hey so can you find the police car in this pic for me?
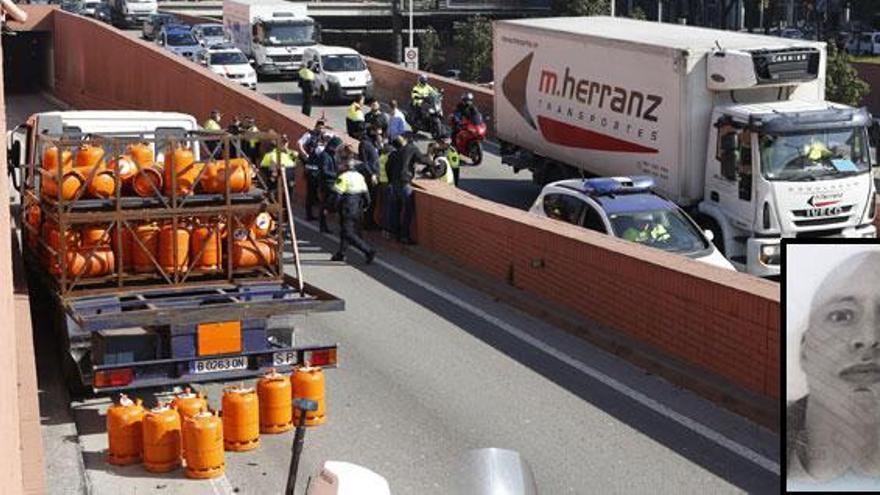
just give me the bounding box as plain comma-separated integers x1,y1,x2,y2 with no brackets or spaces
199,43,258,90
529,176,735,270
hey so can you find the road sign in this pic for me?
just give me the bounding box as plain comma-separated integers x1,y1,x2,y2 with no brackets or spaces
404,46,419,70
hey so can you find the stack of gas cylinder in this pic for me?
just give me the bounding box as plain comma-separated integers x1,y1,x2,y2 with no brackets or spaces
29,211,278,278
40,143,255,202
105,367,325,479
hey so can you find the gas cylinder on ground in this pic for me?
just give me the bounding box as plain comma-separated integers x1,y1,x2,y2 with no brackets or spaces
257,368,292,433
190,219,223,270
106,394,145,466
291,366,326,426
221,385,260,451
142,404,181,473
183,411,224,479
171,388,208,454
132,222,160,273
159,221,190,274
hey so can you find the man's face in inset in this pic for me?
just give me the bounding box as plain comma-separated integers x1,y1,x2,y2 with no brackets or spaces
803,253,880,398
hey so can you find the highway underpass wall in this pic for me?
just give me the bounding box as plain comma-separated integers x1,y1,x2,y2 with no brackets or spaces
49,11,779,414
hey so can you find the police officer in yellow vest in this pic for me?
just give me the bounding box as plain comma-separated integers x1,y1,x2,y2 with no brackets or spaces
242,116,260,164
260,134,298,199
203,109,222,158
427,137,456,186
330,156,376,264
446,145,461,186
377,143,394,236
345,94,366,139
298,62,316,117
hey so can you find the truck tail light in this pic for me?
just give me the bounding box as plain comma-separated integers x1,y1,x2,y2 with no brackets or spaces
762,202,771,229
94,368,134,389
303,348,337,367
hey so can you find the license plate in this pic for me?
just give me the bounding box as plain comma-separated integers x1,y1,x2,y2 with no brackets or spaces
345,89,363,95
190,356,248,374
272,351,299,367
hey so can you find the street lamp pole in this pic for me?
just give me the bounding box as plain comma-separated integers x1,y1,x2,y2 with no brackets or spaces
610,0,615,17
408,0,414,49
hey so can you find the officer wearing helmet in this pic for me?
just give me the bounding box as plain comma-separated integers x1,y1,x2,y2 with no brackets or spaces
410,74,438,109
451,92,483,141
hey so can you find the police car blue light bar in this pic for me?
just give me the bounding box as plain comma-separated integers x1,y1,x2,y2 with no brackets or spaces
581,176,655,195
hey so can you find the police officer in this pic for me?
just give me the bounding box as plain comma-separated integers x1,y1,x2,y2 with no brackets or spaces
330,157,376,264
260,134,298,201
315,136,343,233
203,109,223,158
429,138,458,186
298,121,330,222
298,62,317,117
226,115,243,158
241,116,261,164
377,142,393,236
358,124,382,230
345,95,366,139
410,74,437,109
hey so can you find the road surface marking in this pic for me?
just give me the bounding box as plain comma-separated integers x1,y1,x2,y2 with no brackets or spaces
210,474,235,494
296,219,780,475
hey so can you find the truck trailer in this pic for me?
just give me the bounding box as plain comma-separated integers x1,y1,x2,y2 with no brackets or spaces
224,0,317,78
7,110,342,392
494,17,876,276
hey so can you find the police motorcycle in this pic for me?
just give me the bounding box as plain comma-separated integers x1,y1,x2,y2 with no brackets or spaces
408,90,448,140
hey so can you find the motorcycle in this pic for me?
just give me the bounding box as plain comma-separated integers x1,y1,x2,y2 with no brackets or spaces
408,91,447,140
451,116,487,165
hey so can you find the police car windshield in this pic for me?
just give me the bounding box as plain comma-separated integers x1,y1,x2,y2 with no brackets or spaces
201,26,224,37
609,209,708,254
760,127,870,181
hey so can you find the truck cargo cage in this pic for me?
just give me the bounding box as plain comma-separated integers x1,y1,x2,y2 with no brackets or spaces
21,130,300,297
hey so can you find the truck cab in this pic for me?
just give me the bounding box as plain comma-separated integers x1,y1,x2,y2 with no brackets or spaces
110,0,158,29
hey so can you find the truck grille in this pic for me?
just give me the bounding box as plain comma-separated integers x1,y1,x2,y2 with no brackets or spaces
270,54,301,64
795,228,844,238
793,216,852,227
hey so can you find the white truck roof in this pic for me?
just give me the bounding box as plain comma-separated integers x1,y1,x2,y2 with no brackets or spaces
501,16,822,52
306,45,361,56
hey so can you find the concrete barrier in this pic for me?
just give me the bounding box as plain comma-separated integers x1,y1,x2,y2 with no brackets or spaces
413,180,779,403
48,11,779,420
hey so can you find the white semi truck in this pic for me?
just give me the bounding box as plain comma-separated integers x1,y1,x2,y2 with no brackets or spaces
223,0,317,79
494,17,876,277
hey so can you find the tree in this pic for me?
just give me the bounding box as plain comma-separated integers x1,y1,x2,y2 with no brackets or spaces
630,6,646,20
826,42,869,106
551,0,610,16
418,26,444,72
453,16,493,82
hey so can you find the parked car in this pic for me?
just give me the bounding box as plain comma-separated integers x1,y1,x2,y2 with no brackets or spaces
302,45,373,102
854,32,880,55
199,42,258,90
157,25,204,61
142,12,176,41
529,177,736,270
60,1,83,13
79,0,102,16
191,23,227,47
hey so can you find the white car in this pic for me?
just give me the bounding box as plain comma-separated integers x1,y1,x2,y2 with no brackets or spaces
302,45,373,102
157,25,204,61
529,177,736,271
192,23,227,47
853,32,880,55
200,43,258,90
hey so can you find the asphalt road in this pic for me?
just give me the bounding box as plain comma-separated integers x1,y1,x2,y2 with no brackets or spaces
122,28,542,211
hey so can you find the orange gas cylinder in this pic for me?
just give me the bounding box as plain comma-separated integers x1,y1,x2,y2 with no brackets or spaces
109,155,137,185
142,404,182,473
48,250,87,277
183,411,224,479
257,369,293,434
82,166,117,199
132,222,161,273
42,146,73,171
25,205,40,249
114,226,134,272
42,167,84,201
172,388,208,454
250,212,274,238
132,165,164,197
80,247,115,277
202,158,252,193
75,144,106,169
232,230,277,268
221,385,260,451
164,147,199,195
159,222,190,274
190,220,223,270
106,394,145,466
291,366,326,426
128,143,154,166
81,225,110,247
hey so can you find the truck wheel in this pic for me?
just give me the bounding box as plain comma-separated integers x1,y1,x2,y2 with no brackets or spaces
468,142,483,165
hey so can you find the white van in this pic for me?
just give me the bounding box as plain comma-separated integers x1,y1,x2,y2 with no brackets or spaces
302,46,373,102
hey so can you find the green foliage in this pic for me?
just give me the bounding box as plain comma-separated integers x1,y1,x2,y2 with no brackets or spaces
418,26,444,72
453,16,493,82
629,6,646,20
826,42,870,106
551,0,610,16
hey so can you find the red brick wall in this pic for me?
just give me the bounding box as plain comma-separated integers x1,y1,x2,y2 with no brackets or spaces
414,181,780,400
853,62,880,114
364,57,495,136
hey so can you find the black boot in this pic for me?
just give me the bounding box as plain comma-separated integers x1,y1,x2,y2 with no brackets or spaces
331,252,345,262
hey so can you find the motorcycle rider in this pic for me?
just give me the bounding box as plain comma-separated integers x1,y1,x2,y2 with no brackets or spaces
451,92,483,142
410,74,438,109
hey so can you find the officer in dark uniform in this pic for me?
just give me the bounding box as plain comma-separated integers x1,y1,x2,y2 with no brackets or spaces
330,157,376,264
315,136,343,233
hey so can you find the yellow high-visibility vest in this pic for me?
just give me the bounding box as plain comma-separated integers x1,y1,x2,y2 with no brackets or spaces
347,102,364,122
260,148,298,168
378,152,389,184
299,66,316,81
333,170,369,194
203,118,221,131
446,147,461,169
